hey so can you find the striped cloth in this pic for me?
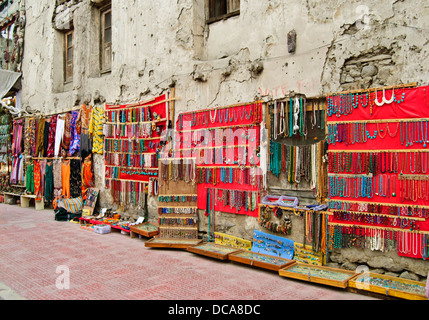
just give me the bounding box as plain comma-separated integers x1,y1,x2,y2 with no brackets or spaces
57,196,83,213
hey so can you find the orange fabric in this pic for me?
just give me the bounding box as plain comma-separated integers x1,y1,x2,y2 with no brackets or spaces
61,160,70,198
81,155,94,200
34,161,41,200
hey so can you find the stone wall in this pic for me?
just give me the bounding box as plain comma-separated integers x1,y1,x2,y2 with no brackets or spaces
20,0,429,281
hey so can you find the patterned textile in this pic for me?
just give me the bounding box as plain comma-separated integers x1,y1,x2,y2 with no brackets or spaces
89,105,104,154
53,159,62,198
34,161,41,199
78,104,92,129
35,118,45,157
79,104,93,159
70,159,82,198
47,115,57,158
61,113,72,157
24,117,36,157
39,160,46,197
56,196,83,213
12,119,23,156
69,111,80,156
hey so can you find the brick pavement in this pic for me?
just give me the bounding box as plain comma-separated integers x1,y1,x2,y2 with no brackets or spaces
0,203,376,300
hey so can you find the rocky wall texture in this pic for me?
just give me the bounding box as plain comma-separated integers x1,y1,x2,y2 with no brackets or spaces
20,0,429,281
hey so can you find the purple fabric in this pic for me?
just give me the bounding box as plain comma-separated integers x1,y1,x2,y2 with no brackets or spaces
69,111,80,156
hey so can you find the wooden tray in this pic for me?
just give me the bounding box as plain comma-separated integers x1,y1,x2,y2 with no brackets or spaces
130,222,159,238
187,242,242,260
228,250,296,271
279,262,358,288
145,237,202,249
348,272,428,300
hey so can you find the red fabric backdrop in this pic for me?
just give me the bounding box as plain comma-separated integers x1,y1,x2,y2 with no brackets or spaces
175,102,263,217
105,94,168,182
327,86,429,259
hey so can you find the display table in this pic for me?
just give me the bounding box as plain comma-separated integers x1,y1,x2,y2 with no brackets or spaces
348,272,428,300
187,242,242,260
279,262,358,288
145,237,202,249
129,222,159,238
228,250,295,271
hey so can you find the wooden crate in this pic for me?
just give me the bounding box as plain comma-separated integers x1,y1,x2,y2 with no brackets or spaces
145,237,202,249
228,250,296,271
279,262,358,288
348,272,428,300
129,222,159,238
187,242,242,260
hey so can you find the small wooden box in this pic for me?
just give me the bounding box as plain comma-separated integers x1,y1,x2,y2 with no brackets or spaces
228,250,296,271
187,242,242,260
348,272,428,300
279,262,358,288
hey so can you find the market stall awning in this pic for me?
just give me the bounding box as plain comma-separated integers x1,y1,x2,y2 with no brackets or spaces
0,69,21,99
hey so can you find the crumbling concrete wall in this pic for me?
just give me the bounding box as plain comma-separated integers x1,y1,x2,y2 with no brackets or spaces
20,0,429,280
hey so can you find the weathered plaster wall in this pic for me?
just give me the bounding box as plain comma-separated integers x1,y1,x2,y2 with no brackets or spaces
20,0,429,280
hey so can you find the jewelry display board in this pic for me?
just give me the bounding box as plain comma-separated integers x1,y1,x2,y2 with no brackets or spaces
175,101,264,218
104,93,173,208
146,157,199,248
214,232,252,251
252,230,294,260
348,272,427,300
326,84,429,260
228,250,295,272
187,242,242,260
278,262,358,288
293,242,324,266
268,96,327,199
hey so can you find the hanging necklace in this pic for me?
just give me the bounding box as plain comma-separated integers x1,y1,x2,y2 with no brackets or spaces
377,123,387,139
279,101,286,136
210,108,217,123
273,101,278,140
374,88,384,107
382,88,395,104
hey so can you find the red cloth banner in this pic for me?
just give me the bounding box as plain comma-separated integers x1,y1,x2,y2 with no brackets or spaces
327,85,429,259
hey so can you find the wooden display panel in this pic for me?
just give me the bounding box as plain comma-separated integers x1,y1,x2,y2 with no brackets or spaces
348,272,428,300
279,262,358,288
187,242,242,260
228,250,296,271
145,237,202,249
129,222,159,238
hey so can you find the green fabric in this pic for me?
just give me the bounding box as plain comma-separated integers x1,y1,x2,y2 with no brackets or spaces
26,163,34,193
44,162,53,203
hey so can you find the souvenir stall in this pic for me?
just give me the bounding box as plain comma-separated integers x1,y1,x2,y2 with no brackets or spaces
103,93,171,210
258,94,330,266
0,101,12,201
5,102,103,213
174,101,264,238
145,157,201,248
325,83,429,298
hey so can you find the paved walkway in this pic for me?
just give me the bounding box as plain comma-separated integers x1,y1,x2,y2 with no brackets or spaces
0,203,376,300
